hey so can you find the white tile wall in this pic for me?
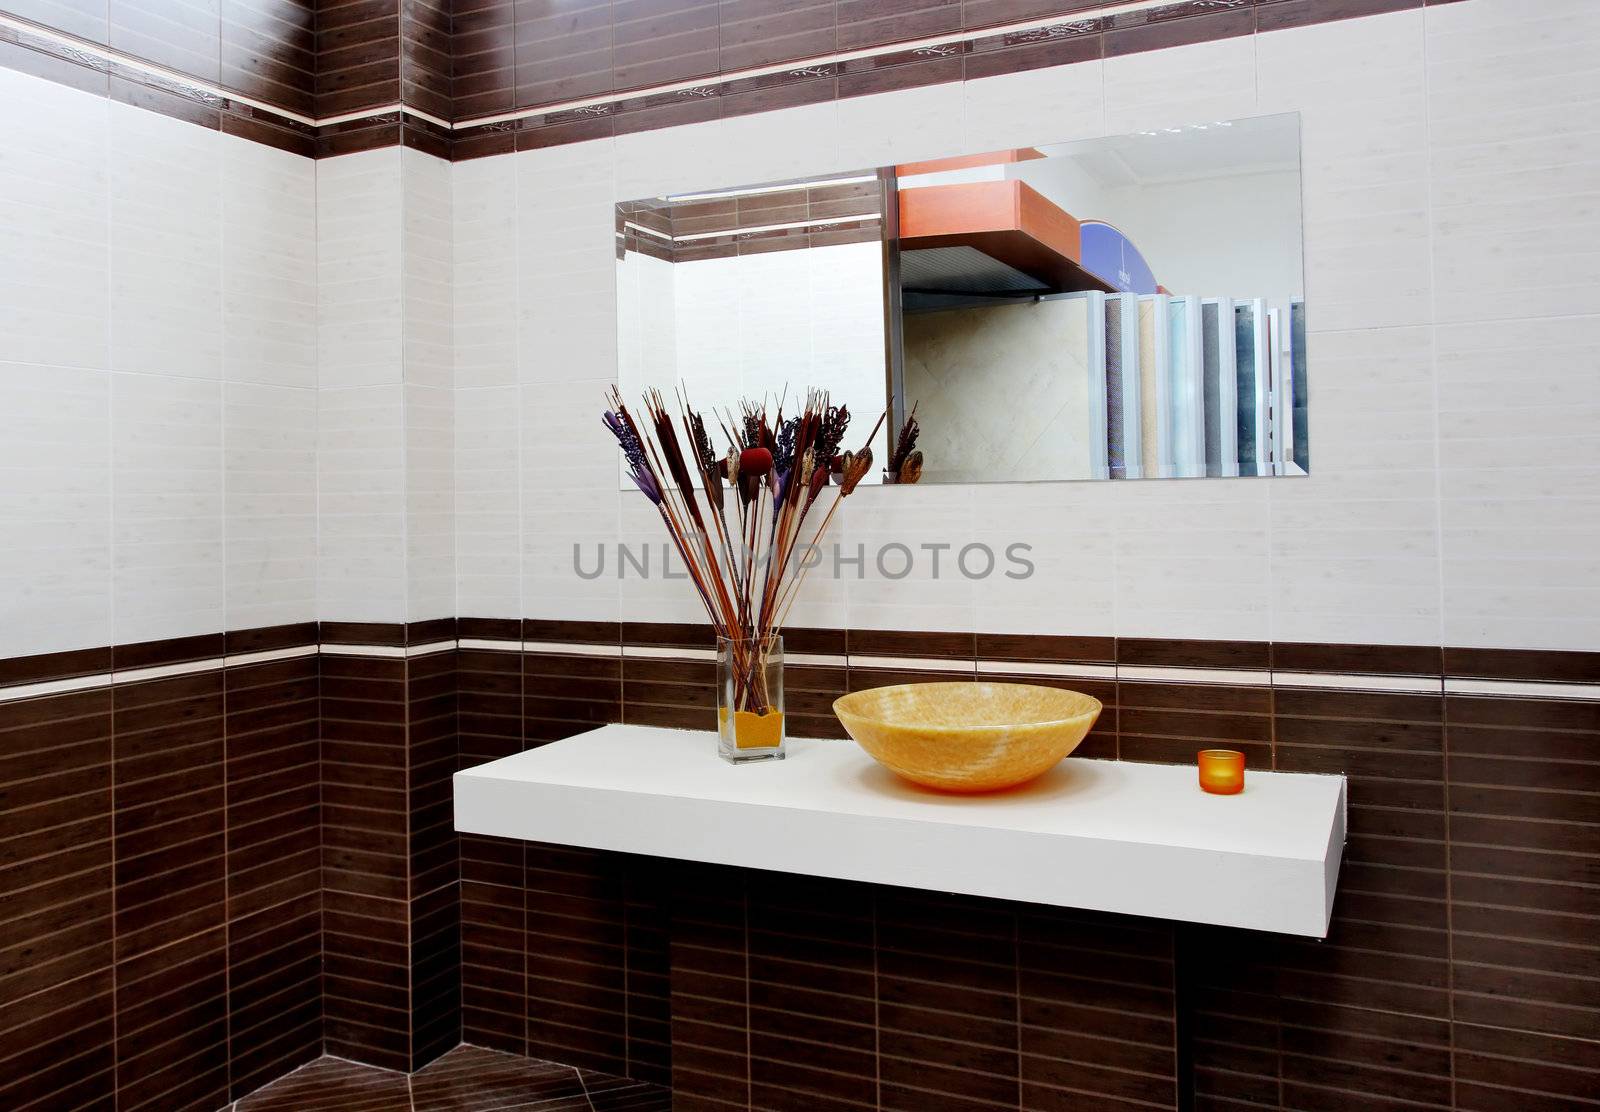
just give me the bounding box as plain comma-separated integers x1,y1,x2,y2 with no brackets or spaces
0,68,319,653
3,0,1596,655
465,0,1600,652
111,373,225,643
0,363,112,658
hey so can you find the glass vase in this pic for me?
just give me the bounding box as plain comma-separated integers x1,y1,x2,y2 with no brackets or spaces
716,635,785,764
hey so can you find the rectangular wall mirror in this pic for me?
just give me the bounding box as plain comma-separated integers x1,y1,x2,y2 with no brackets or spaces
616,111,1307,485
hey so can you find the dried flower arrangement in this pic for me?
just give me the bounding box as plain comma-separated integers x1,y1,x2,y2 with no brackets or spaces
885,404,923,484
604,386,884,755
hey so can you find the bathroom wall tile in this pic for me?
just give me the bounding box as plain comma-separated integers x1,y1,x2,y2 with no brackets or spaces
973,480,1117,638
453,155,519,389
317,148,404,390
1102,33,1254,137
515,140,618,384
669,862,750,1111
109,101,223,380
224,654,322,1099
522,381,621,624
1113,480,1270,643
317,384,408,623
1436,315,1600,651
1271,324,1441,647
461,833,527,1054
877,888,1019,1111
833,79,968,171
407,382,458,623
961,52,1105,156
1260,8,1431,334
0,363,113,659
222,134,317,389
1018,907,1177,1112
224,382,318,631
111,372,226,645
0,690,113,1038
410,651,463,1067
524,841,629,1072
0,68,110,372
745,873,876,1110
457,385,524,618
320,652,412,1071
1447,695,1600,1046
112,670,230,1112
1425,0,1600,325
404,148,456,392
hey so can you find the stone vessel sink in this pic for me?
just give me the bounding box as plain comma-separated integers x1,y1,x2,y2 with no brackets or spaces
832,681,1103,793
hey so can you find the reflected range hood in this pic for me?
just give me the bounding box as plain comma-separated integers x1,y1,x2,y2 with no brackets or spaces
895,147,1118,311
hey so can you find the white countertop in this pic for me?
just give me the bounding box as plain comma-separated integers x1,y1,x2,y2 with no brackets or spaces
454,723,1346,937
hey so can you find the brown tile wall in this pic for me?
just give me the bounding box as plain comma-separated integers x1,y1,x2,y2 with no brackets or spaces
452,624,1600,1111
0,0,1467,160
0,619,1594,1108
0,634,323,1112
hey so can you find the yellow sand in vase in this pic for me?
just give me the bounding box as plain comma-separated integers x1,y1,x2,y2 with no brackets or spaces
833,682,1102,793
717,705,786,750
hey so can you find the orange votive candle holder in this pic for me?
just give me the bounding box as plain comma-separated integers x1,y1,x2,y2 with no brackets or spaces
1198,749,1246,795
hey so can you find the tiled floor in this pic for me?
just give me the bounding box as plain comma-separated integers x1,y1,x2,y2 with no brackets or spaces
232,1044,671,1112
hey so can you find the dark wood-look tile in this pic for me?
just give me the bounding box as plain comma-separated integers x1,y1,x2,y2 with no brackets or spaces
413,1043,590,1109
1019,906,1177,1111
526,617,622,645
976,631,1113,664
315,0,401,117
837,0,962,52
112,671,227,962
745,872,877,1110
406,616,459,644
114,926,230,1112
0,644,111,687
611,0,719,91
0,968,116,1110
962,0,1104,27
224,653,320,1099
582,1068,674,1111
669,862,750,1109
963,26,1101,80
450,0,516,116
0,690,113,1020
1256,0,1423,35
221,0,316,115
110,0,222,84
1118,637,1270,671
316,115,404,157
1443,646,1600,685
1104,0,1255,58
512,0,613,109
515,110,616,148
461,834,527,1054
113,632,226,671
719,0,835,72
877,887,1021,1110
525,842,630,1074
1274,640,1443,677
1446,693,1600,1043
401,0,453,120
320,620,407,646
235,1054,412,1110
849,627,976,660
224,621,319,655
319,651,411,1072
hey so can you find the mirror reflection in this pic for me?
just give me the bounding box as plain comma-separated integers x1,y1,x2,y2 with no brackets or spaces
616,112,1307,485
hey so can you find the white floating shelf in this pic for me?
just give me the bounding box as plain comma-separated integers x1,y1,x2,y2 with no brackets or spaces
454,724,1346,937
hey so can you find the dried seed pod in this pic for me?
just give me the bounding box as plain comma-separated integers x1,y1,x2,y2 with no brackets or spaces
739,446,774,478
840,447,873,495
899,450,923,485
